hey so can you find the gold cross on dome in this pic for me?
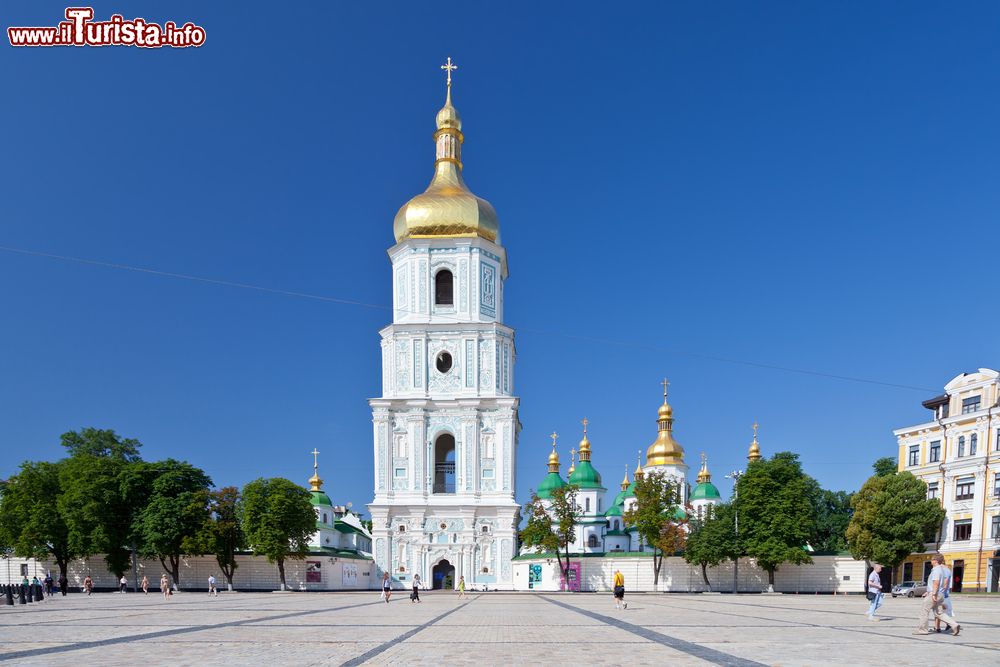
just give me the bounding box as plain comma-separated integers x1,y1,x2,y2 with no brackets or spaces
549,431,558,449
752,421,759,438
581,417,589,435
570,447,577,461
661,378,670,399
441,57,457,87
311,448,320,469
701,451,707,466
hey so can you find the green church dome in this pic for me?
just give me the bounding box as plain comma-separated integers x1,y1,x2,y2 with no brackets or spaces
310,490,333,507
690,481,721,501
537,471,567,499
568,460,605,490
604,503,623,517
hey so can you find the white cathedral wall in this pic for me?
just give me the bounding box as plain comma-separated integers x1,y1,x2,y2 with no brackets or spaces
512,556,866,593
3,555,375,591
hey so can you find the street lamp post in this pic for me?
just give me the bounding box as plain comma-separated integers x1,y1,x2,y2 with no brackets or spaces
726,470,744,595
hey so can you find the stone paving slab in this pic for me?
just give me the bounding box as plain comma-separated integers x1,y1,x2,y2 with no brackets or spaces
1,591,998,666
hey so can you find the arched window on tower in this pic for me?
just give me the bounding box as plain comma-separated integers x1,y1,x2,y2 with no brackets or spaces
435,270,454,306
587,534,598,548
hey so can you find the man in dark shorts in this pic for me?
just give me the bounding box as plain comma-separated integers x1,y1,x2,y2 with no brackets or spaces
613,569,626,610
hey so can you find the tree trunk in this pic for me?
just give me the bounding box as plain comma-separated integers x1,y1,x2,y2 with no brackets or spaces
701,562,710,588
160,556,181,589
277,558,286,590
219,557,235,586
652,550,662,587
767,567,775,587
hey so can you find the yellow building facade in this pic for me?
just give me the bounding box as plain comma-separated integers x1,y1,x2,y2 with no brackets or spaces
894,368,1000,592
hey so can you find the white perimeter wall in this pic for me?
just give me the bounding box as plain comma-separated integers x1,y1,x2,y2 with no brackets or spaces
1,554,375,592
513,556,866,593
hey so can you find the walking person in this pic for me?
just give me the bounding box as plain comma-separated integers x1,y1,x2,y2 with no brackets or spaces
865,564,883,621
381,572,392,603
119,575,128,593
44,573,54,597
160,574,170,600
613,569,627,610
83,575,93,596
913,554,961,636
208,575,218,597
141,575,149,595
935,559,955,633
411,574,421,603
457,575,466,599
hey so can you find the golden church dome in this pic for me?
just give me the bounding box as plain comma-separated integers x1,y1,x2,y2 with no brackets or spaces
393,68,500,244
645,383,685,467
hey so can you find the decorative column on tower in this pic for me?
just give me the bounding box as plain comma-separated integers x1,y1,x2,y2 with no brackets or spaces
368,58,520,591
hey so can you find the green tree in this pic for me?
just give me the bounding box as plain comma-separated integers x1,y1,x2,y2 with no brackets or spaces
812,489,853,553
520,485,579,585
0,460,80,584
871,457,897,478
846,468,945,573
239,478,315,590
738,452,818,588
624,470,680,587
191,487,246,590
137,460,213,588
60,427,142,461
59,452,151,577
684,503,738,589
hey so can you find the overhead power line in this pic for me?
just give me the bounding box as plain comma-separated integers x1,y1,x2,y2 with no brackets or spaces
0,244,937,393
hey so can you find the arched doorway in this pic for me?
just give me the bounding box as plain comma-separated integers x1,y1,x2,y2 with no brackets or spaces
432,559,455,590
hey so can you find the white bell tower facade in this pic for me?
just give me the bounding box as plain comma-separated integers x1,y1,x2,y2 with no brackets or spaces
368,60,520,591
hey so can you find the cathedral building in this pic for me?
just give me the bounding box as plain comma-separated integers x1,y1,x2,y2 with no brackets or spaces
367,60,520,591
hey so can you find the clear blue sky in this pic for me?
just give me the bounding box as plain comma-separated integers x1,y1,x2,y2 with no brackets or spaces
3,2,999,511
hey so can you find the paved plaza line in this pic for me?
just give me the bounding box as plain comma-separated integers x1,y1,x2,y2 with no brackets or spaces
337,596,477,667
542,596,768,667
0,598,384,663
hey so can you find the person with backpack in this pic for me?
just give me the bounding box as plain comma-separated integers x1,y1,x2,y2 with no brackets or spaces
613,569,627,610
914,553,960,635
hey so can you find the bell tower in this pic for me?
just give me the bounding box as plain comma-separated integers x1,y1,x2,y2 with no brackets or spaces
368,60,520,591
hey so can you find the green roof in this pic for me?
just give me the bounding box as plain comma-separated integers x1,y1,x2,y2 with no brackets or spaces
537,471,568,499
334,521,368,536
690,481,721,501
673,506,687,520
567,461,605,490
310,547,372,560
604,504,623,517
310,490,333,506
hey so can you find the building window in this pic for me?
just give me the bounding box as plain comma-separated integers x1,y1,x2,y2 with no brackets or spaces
927,482,939,500
955,477,975,501
962,396,981,414
996,429,1000,452
993,473,1000,498
585,497,590,513
958,436,966,458
398,525,405,533
953,520,972,541
395,467,406,478
322,513,328,523
992,516,1000,539
587,534,598,548
436,351,453,373
613,519,619,530
929,441,941,463
481,525,489,533
482,468,494,478
908,445,920,466
434,270,454,306
971,434,978,456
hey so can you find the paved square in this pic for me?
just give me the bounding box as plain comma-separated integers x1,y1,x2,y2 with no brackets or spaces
2,591,998,666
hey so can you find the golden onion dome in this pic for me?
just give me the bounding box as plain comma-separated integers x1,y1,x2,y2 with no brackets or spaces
547,446,560,472
646,390,685,467
747,422,762,463
309,472,323,492
393,79,500,244
696,452,711,484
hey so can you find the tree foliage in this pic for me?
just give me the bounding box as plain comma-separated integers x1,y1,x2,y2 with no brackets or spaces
624,470,680,586
738,452,817,587
60,427,142,462
137,460,212,587
846,468,945,569
812,489,853,553
684,503,738,588
871,457,898,478
239,478,315,589
191,487,246,587
520,485,579,585
0,460,79,580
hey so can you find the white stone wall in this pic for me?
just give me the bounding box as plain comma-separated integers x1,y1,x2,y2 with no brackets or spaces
1,554,375,591
513,556,866,594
